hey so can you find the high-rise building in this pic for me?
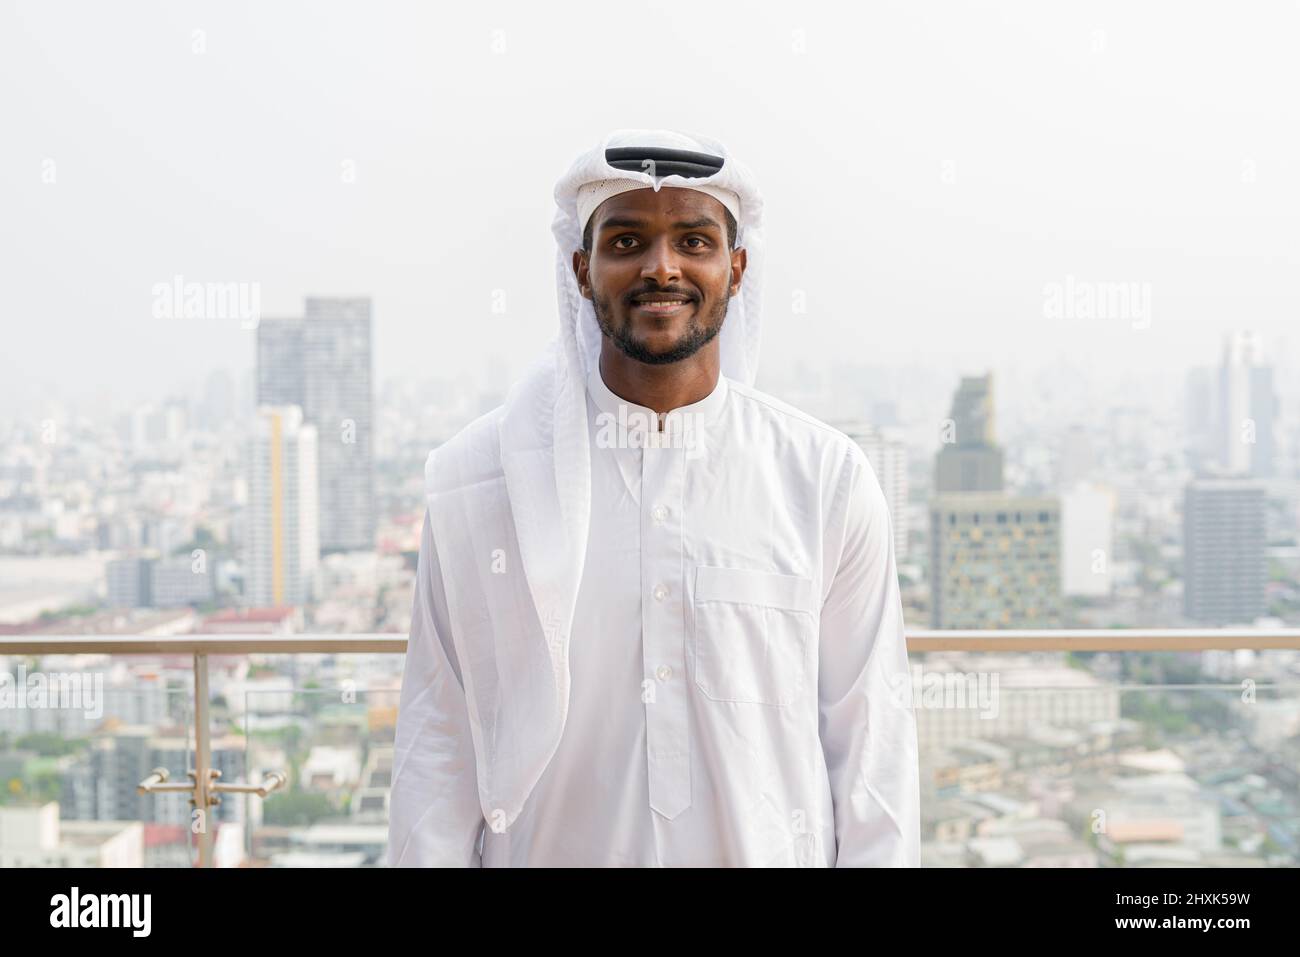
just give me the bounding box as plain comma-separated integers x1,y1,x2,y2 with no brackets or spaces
913,660,1120,750
199,369,238,433
256,298,375,552
128,402,187,450
304,297,375,551
1057,426,1096,491
150,557,215,608
838,421,910,561
106,557,152,608
1183,477,1266,624
59,727,245,829
1216,331,1277,478
106,556,214,608
935,374,1004,493
256,318,305,406
246,406,319,607
929,494,1061,629
1184,366,1216,471
1060,482,1116,597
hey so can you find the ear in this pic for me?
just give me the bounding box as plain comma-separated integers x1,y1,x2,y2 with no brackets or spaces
572,249,592,300
729,246,748,296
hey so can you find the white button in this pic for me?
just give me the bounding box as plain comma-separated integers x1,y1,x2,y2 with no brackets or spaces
652,505,668,524
653,583,669,602
656,665,673,681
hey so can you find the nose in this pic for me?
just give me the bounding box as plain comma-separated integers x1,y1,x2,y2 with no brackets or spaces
639,234,682,287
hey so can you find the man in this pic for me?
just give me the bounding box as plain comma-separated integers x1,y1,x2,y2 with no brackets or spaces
388,129,920,867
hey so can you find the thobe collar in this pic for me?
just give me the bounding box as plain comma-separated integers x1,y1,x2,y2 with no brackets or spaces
585,358,730,437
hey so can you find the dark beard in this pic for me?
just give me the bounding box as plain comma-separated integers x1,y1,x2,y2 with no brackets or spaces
592,293,727,365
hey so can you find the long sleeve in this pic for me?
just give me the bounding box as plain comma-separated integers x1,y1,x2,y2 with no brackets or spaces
388,508,486,867
817,446,921,867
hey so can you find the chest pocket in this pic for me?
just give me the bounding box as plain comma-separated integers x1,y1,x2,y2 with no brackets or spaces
692,565,817,706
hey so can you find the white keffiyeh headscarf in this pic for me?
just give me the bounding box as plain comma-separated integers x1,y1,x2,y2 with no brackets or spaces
554,128,766,393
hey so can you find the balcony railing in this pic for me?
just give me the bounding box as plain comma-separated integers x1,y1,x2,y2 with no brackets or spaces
2,630,1298,867
6,628,1300,657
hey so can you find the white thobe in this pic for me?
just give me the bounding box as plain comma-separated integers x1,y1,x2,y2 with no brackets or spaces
391,364,920,867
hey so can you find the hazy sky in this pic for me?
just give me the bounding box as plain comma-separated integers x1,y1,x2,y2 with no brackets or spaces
3,0,1298,412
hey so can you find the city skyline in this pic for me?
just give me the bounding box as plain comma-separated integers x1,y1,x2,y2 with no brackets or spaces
4,1,1299,410
2,0,1298,876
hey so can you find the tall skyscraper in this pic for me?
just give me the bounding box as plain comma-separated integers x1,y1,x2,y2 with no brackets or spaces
1060,481,1116,597
1216,331,1277,478
257,297,375,552
256,318,305,406
929,494,1062,629
199,369,238,433
1183,477,1266,625
935,374,1004,492
838,421,910,561
247,406,319,607
1057,425,1096,491
1184,366,1216,472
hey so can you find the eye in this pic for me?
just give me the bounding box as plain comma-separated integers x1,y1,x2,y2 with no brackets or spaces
683,236,709,249
612,236,638,249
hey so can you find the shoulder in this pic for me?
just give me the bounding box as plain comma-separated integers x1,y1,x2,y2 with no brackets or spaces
728,379,886,520
727,379,871,471
424,404,506,496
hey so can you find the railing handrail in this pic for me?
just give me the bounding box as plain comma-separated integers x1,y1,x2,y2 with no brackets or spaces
907,629,1300,652
0,635,410,655
2,629,1299,655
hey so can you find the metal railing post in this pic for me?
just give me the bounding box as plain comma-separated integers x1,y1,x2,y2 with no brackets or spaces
137,649,286,868
194,651,213,868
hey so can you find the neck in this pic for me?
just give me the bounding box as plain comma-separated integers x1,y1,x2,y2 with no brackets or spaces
598,341,720,423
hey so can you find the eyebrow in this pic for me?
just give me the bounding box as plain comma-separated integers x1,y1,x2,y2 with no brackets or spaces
598,215,722,233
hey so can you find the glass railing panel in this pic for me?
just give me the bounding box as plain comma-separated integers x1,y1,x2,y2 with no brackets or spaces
0,654,195,867
911,649,1300,867
237,668,399,867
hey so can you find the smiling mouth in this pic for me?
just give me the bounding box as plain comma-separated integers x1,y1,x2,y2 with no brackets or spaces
632,299,694,314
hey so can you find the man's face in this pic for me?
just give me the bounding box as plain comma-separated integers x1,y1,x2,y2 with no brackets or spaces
573,187,746,366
